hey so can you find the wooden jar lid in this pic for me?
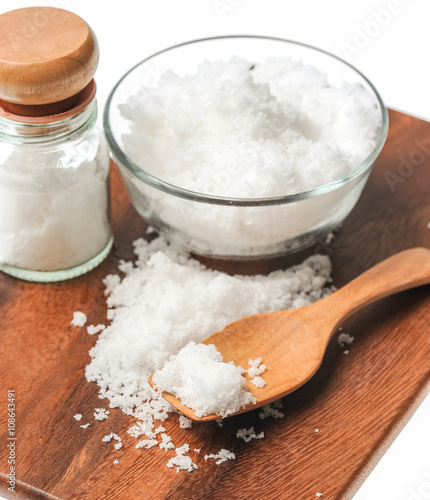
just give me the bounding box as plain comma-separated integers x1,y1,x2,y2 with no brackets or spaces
0,7,99,118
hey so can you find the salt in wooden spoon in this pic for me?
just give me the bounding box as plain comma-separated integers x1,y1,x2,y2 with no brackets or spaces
149,247,430,422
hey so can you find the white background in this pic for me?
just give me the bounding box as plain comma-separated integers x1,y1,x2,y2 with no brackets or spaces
1,1,430,499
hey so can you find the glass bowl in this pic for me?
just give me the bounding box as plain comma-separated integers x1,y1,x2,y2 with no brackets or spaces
104,35,388,259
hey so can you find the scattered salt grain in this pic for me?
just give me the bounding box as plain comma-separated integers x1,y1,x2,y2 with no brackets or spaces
338,332,354,349
84,235,333,470
103,274,121,296
179,415,193,429
315,429,319,433
80,423,90,429
325,232,335,245
87,324,106,335
73,413,82,421
159,433,175,451
71,311,87,327
343,350,350,355
86,235,332,425
113,459,119,464
136,439,158,450
250,376,266,388
204,449,236,465
247,357,266,378
259,401,284,420
216,419,224,428
194,448,201,453
166,444,198,473
316,493,323,498
102,433,122,450
94,408,110,421
152,341,255,418
236,426,265,443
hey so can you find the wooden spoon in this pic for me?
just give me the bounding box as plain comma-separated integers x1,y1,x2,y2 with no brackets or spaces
149,247,430,422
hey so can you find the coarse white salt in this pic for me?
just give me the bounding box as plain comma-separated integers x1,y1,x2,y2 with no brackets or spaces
179,415,193,429
166,444,198,473
113,459,119,465
315,429,319,433
247,358,266,378
87,324,106,335
316,493,323,498
259,401,285,420
84,235,334,470
136,439,158,450
152,341,255,418
159,433,175,451
122,57,380,198
343,350,350,355
338,332,354,348
94,408,110,421
204,449,236,465
236,426,265,443
86,235,332,421
119,57,381,255
102,433,122,450
71,311,87,327
250,376,266,388
73,413,82,421
80,423,90,429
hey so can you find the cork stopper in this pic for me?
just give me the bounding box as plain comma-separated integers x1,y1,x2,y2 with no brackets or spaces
0,7,99,122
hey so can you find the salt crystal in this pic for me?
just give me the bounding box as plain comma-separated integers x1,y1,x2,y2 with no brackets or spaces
94,408,110,421
250,376,266,388
73,413,82,421
338,333,354,348
159,433,175,451
316,493,323,498
179,415,193,429
247,358,266,378
204,449,235,465
80,423,90,429
136,439,158,449
87,324,106,335
102,433,122,450
71,311,87,327
236,426,265,443
166,444,198,473
259,401,284,420
152,341,255,418
113,459,119,464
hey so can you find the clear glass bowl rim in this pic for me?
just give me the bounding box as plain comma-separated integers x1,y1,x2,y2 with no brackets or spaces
103,34,389,207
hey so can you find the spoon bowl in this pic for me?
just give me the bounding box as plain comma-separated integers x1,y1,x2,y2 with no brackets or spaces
149,247,430,421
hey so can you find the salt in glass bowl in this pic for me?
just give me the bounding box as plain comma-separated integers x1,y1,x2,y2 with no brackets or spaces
104,35,388,259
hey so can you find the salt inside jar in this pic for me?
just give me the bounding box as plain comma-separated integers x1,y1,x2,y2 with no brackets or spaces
0,7,113,281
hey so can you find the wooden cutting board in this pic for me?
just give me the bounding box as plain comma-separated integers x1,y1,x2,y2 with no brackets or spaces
0,109,429,500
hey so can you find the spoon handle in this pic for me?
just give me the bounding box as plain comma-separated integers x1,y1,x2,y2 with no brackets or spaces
326,247,430,322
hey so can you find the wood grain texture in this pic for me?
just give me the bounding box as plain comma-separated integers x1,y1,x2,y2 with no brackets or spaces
0,109,429,500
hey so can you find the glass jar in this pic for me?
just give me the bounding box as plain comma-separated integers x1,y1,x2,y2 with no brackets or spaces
0,98,113,282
